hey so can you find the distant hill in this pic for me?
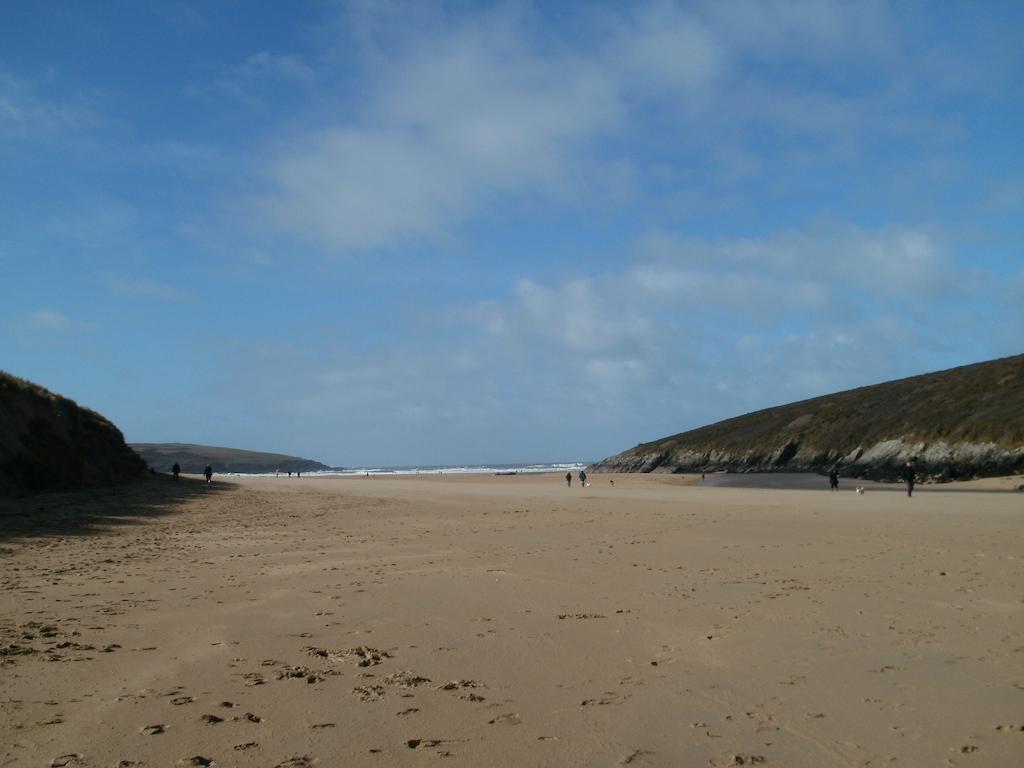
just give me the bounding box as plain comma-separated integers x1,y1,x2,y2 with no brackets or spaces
131,443,331,475
0,372,147,497
590,354,1024,481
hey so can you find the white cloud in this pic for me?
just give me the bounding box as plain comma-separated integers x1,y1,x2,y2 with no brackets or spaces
25,309,74,331
263,10,620,250
254,1,985,252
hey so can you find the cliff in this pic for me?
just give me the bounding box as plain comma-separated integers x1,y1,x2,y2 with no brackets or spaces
0,372,148,497
590,354,1024,481
130,443,331,475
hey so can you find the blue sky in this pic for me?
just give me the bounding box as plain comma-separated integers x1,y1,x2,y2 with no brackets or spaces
2,1,1022,467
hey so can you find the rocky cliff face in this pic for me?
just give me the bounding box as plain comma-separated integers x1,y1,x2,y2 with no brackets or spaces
0,373,148,497
590,354,1024,482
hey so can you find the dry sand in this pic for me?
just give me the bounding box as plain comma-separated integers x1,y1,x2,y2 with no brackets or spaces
2,473,1022,767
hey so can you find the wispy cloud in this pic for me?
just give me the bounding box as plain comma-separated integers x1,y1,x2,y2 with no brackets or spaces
25,309,74,331
0,68,103,141
256,1,994,253
211,223,1004,463
186,51,314,106
13,309,94,334
104,275,194,303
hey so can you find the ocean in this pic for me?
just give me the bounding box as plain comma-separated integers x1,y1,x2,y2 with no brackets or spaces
223,461,591,477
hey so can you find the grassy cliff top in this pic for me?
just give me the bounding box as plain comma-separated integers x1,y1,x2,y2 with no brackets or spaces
630,354,1024,457
131,443,330,473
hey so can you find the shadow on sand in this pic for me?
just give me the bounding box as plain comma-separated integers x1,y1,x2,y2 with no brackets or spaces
0,474,231,545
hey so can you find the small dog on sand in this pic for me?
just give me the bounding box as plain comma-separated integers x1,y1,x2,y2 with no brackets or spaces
856,487,865,495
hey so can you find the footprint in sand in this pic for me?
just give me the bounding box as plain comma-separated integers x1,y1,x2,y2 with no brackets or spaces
171,696,194,705
233,742,258,751
178,758,213,767
273,757,314,767
49,755,85,767
201,714,225,724
711,755,766,767
488,713,522,726
140,723,166,735
621,749,654,765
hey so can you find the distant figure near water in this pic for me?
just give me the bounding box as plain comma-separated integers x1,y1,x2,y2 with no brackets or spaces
172,462,180,481
204,464,213,484
828,469,839,491
901,460,916,497
579,470,587,487
565,472,572,487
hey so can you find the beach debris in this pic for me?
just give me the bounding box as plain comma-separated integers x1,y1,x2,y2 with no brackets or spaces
711,755,765,767
488,712,522,725
406,739,443,749
276,665,337,684
304,645,391,666
621,749,654,765
383,670,431,688
353,684,386,702
233,742,258,751
557,613,606,620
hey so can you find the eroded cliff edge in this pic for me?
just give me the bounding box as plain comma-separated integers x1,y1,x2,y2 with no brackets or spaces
590,354,1024,481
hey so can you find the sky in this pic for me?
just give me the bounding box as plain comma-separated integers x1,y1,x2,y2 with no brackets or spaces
2,1,1022,467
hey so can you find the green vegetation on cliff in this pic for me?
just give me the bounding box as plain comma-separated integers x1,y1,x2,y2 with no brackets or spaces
0,372,147,497
131,443,330,475
590,354,1024,480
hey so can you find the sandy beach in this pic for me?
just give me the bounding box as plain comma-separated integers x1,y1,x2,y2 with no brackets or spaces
2,473,1022,768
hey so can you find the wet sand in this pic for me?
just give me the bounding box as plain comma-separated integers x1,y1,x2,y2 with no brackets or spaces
2,473,1022,767
699,472,1024,492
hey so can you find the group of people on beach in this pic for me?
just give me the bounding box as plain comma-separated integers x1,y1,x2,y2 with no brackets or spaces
828,460,917,496
170,462,214,483
566,470,588,487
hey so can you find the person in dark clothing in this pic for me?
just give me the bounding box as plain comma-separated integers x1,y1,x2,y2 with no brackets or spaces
579,470,587,487
900,460,916,497
565,472,572,487
204,464,213,484
828,469,839,491
172,462,180,481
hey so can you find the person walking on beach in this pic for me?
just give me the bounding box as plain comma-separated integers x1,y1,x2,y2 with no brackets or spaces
828,469,839,491
204,464,213,484
579,469,587,487
900,460,916,497
565,472,572,488
172,462,180,481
